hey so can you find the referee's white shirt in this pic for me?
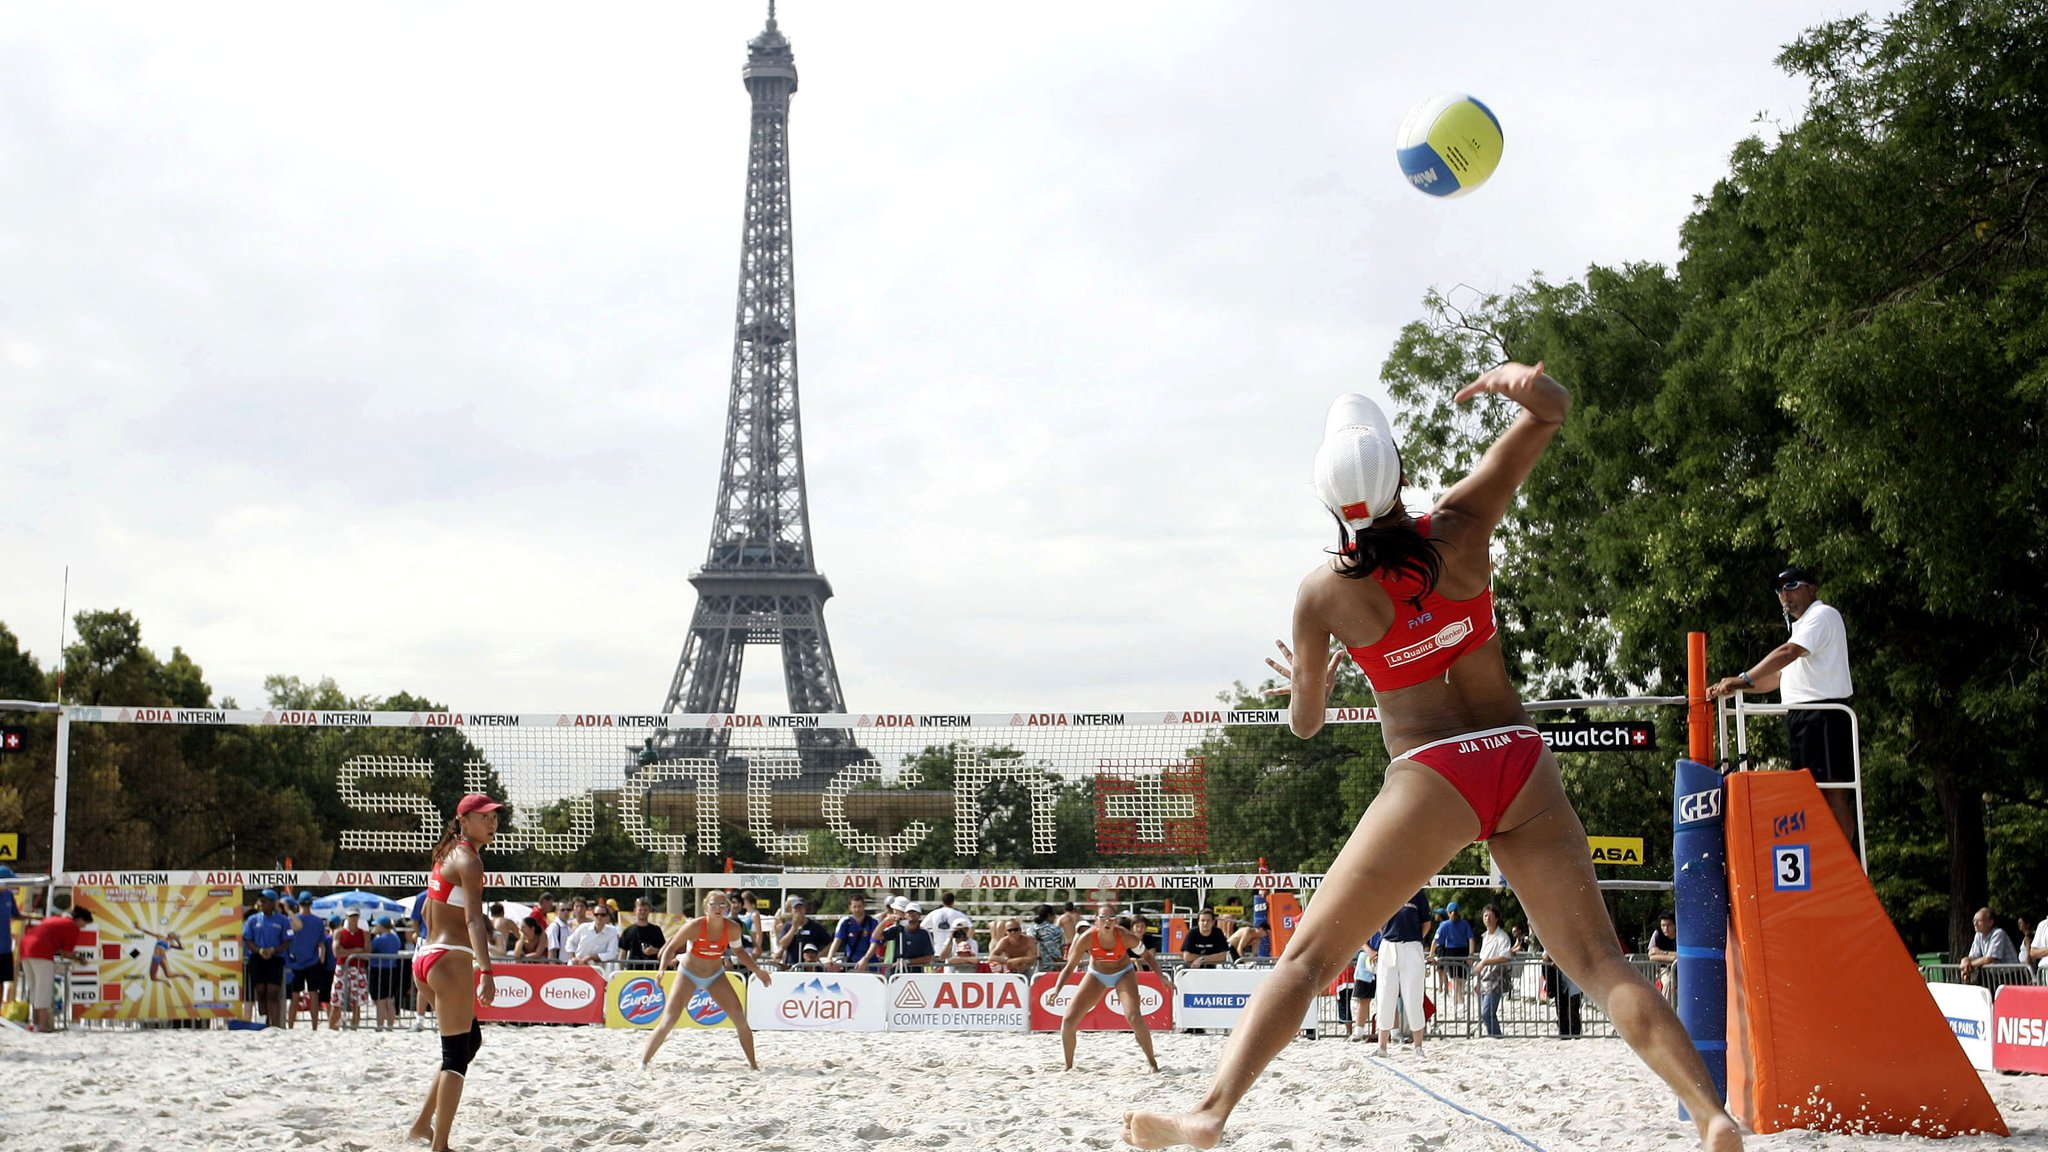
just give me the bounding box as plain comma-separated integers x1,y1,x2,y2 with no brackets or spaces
1781,600,1853,703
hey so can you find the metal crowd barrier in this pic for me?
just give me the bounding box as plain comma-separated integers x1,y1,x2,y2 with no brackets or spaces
1919,960,2038,992
1312,955,1672,1040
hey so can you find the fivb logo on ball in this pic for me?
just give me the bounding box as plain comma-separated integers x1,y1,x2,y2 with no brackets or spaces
1396,93,1503,199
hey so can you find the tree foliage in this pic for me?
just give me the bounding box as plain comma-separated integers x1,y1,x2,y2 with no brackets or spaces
1376,0,2047,956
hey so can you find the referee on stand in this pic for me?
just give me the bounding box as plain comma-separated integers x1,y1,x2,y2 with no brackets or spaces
1709,565,1859,856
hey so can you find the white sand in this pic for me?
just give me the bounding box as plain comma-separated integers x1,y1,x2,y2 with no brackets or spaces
1,1026,2042,1152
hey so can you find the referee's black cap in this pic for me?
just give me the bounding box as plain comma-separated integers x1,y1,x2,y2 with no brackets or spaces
1774,565,1818,590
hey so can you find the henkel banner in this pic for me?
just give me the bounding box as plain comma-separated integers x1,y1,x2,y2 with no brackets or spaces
1030,971,1173,1032
603,970,748,1030
475,964,604,1025
887,972,1029,1032
1174,968,1318,1032
749,972,887,1032
1994,984,2048,1074
1929,982,1994,1071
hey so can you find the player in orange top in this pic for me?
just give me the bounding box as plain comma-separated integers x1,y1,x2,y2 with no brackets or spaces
405,793,503,1152
641,889,775,1070
1052,899,1160,1072
1126,366,1738,1151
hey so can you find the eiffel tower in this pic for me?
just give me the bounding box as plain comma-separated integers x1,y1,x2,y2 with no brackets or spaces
653,4,863,778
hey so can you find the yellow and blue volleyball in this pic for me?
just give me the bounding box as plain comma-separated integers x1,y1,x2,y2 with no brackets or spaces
1395,93,1503,199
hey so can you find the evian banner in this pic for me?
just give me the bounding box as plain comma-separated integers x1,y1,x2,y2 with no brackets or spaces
1029,971,1173,1032
886,973,1030,1032
748,972,887,1032
474,964,604,1025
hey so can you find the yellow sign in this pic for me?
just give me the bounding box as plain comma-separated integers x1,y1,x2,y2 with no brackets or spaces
71,885,246,1020
0,833,16,861
604,969,746,1030
1589,836,1645,866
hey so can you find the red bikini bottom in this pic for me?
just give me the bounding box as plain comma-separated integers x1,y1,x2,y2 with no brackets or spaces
1400,725,1545,840
412,943,474,984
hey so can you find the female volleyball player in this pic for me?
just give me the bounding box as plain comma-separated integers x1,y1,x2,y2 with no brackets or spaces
1053,900,1160,1072
405,793,503,1152
641,889,775,1070
1125,364,1739,1151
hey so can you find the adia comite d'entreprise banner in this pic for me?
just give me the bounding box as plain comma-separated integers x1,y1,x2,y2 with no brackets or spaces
885,972,1030,1032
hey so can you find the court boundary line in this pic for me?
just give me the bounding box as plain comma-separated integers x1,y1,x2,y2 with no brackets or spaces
1366,1054,1552,1152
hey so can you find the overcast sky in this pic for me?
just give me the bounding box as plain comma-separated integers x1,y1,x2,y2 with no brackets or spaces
2,1,1893,715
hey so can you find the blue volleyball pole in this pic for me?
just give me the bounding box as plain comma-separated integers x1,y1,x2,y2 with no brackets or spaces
1673,757,1729,1116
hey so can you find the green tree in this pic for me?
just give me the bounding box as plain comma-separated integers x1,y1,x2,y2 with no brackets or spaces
1380,0,2048,956
0,624,51,864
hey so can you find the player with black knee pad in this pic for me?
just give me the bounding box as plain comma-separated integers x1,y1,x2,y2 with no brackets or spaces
406,794,505,1150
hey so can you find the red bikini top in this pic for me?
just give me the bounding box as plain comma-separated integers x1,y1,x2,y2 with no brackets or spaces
426,838,475,908
1342,516,1498,691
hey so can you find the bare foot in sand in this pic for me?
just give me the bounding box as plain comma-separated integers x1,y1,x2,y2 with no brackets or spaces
405,1123,432,1144
1123,1108,1223,1150
1701,1112,1743,1152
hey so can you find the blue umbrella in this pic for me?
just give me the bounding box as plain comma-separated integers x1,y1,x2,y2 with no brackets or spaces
309,890,407,918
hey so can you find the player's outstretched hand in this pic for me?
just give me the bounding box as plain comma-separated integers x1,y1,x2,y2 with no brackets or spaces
1263,639,1342,697
1454,360,1570,424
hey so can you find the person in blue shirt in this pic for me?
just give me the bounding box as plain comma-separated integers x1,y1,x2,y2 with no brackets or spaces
369,916,404,1031
1373,890,1431,1056
825,893,878,972
1430,901,1476,1005
283,894,332,1030
241,889,294,1028
0,865,20,1006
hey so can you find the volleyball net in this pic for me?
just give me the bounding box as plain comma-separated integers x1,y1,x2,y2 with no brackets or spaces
40,703,1367,891
25,699,1677,898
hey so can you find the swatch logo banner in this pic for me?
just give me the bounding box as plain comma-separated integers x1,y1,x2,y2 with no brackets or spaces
615,976,666,1026
1535,721,1656,752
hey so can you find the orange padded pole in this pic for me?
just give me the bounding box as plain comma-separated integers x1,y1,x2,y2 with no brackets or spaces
1688,631,1711,764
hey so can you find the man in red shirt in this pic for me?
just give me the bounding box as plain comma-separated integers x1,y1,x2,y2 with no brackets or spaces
20,906,93,1033
329,909,369,1030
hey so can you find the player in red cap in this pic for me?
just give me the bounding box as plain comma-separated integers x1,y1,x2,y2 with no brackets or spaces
406,793,505,1150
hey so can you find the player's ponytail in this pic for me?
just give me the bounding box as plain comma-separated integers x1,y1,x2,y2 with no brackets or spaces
1331,513,1442,605
431,817,462,864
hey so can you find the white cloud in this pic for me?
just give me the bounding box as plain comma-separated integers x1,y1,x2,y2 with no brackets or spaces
2,1,1894,712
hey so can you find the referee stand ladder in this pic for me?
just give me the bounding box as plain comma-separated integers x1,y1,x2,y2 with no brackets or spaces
1717,693,1866,868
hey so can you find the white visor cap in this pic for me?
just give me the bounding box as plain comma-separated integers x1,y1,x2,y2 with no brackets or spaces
1313,393,1402,529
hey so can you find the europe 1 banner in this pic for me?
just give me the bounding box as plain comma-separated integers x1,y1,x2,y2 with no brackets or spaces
70,885,244,1020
